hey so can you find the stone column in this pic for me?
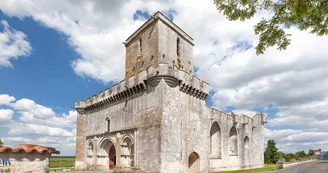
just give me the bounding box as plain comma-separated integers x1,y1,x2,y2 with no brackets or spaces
134,130,137,167
75,108,87,170
115,133,122,168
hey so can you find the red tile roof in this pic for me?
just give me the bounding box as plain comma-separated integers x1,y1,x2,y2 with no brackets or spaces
0,144,60,154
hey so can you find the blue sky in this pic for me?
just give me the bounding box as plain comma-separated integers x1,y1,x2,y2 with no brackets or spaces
0,11,110,114
1,0,328,156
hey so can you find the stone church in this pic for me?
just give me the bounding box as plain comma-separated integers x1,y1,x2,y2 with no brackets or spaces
74,11,266,173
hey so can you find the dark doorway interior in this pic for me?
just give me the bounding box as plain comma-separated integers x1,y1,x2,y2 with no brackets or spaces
109,145,116,170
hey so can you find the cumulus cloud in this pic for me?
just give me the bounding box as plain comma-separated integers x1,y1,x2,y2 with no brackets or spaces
0,94,76,154
0,109,14,122
0,0,150,82
0,20,32,67
265,128,328,152
19,110,77,128
0,94,16,105
9,123,73,137
2,136,75,150
11,98,56,119
268,100,328,132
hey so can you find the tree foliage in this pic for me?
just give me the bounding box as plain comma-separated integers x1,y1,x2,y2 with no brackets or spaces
0,139,3,148
264,139,278,163
285,153,296,162
214,0,328,54
308,149,315,156
295,150,307,158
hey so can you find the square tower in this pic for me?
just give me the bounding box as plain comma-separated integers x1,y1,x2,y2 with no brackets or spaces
124,11,194,82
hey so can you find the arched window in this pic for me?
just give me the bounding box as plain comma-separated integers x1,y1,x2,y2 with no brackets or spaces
139,38,142,54
87,142,93,156
210,122,221,157
177,38,180,56
243,136,250,165
244,136,249,149
229,126,238,155
105,118,110,132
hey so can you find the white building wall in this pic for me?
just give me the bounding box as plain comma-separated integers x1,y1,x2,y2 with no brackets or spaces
0,152,50,173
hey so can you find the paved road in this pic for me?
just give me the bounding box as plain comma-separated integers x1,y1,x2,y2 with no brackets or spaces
273,160,328,173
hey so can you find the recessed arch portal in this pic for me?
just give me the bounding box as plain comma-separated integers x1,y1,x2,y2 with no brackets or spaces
99,138,116,170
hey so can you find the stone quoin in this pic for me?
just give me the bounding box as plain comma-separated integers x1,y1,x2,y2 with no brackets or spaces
73,11,266,173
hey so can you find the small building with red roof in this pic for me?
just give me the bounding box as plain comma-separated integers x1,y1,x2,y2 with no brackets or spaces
313,149,322,160
0,144,59,173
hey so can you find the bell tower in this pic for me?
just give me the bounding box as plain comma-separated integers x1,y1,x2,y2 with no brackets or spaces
124,11,194,84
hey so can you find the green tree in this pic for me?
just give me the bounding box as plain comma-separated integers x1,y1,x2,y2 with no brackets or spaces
308,149,315,156
0,139,3,148
295,150,307,158
277,151,286,160
264,139,278,163
214,0,328,55
285,153,296,162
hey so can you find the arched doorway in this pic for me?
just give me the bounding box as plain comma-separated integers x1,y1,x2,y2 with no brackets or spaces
188,152,200,173
108,145,116,170
99,139,116,170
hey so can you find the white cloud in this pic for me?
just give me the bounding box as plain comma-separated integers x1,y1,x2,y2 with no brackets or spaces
2,136,75,151
0,20,32,67
0,95,78,127
265,128,328,152
19,110,77,128
9,123,73,137
0,109,14,122
0,94,76,155
0,94,16,105
11,98,56,119
268,100,328,132
0,0,150,82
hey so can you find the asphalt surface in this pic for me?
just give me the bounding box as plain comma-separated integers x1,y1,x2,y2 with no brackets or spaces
273,160,328,173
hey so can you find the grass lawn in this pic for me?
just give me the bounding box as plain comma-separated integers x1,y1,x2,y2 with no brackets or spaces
49,156,75,168
214,164,276,173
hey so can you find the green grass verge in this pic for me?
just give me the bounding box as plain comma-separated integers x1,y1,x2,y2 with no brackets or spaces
214,164,276,173
49,156,75,168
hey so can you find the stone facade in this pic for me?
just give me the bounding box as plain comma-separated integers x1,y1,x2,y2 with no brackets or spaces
74,11,266,173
